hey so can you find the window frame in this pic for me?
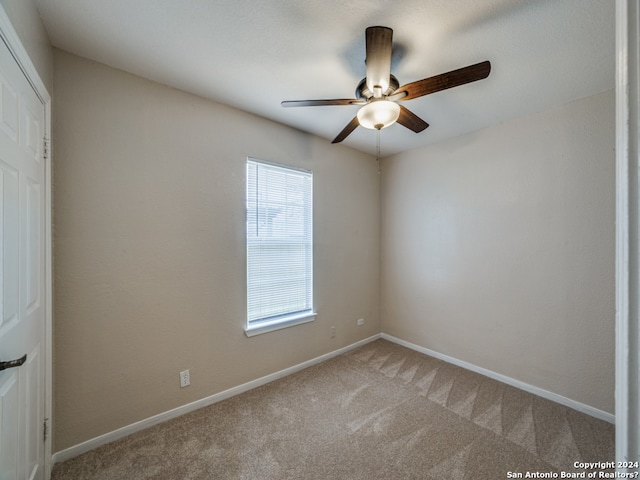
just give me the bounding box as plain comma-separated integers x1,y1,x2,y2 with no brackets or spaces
244,157,316,337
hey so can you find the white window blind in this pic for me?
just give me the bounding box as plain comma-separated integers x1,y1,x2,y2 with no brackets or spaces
246,159,313,330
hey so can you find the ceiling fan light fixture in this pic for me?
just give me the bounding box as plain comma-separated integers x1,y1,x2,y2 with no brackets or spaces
357,100,400,130
282,25,491,144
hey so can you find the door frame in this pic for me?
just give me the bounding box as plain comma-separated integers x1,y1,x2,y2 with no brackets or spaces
616,0,640,466
0,5,53,478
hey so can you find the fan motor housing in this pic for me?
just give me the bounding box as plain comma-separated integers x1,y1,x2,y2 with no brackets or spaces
356,74,399,99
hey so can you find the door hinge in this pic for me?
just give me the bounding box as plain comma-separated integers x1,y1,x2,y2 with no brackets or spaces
43,418,49,442
43,136,50,161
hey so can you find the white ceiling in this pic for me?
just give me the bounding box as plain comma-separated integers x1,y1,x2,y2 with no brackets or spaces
34,0,615,157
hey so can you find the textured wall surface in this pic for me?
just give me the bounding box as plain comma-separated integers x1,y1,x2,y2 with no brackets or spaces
381,90,615,414
52,49,381,451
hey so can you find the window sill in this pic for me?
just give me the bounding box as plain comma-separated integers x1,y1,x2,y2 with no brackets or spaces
244,312,317,337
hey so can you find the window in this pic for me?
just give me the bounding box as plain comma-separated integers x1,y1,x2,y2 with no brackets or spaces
245,158,315,336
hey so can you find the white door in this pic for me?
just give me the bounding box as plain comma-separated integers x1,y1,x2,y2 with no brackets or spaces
0,35,46,480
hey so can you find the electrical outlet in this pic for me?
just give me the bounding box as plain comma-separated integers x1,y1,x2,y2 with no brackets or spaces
179,369,190,388
330,326,336,338
357,318,364,326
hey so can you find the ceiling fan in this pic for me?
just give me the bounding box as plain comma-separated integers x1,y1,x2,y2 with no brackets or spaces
282,26,491,144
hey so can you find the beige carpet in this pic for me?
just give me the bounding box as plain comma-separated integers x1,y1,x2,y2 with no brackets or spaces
51,339,614,479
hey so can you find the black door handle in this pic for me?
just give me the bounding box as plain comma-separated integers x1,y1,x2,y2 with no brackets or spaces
0,354,27,371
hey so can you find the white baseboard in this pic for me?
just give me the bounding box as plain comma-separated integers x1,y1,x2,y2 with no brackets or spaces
381,333,615,424
52,334,381,465
53,331,614,464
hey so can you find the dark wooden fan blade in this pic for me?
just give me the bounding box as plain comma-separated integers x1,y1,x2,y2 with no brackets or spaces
332,116,360,143
365,26,393,95
397,105,429,133
281,99,362,107
395,60,491,101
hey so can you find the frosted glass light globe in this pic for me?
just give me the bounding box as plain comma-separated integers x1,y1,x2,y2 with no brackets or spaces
357,100,400,130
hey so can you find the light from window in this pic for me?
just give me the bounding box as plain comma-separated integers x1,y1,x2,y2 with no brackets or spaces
246,158,314,335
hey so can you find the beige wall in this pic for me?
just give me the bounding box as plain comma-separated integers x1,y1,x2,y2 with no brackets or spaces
1,0,53,93
381,90,615,414
52,49,381,451
47,35,615,452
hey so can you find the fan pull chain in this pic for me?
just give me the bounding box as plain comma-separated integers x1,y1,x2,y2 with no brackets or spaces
376,129,381,174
